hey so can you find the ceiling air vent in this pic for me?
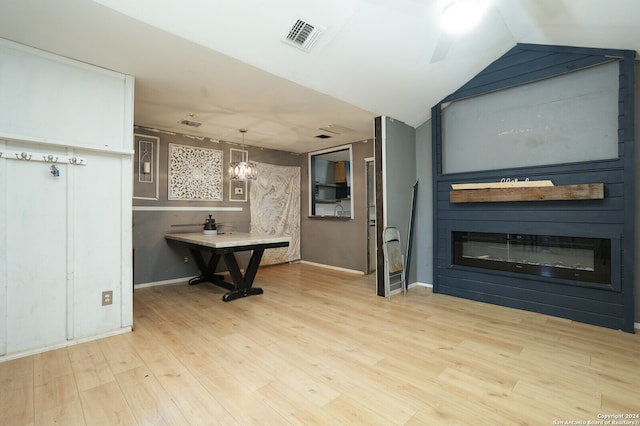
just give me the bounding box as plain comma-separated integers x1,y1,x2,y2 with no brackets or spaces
318,124,354,135
283,19,323,51
179,119,202,128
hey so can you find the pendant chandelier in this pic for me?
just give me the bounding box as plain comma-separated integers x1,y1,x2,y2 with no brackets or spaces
229,129,257,180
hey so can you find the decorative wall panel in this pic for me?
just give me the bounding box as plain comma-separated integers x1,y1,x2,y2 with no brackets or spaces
0,40,134,359
442,61,619,174
168,143,223,201
432,43,636,332
250,162,301,265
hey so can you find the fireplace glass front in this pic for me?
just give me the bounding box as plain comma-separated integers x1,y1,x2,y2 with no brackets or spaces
452,232,611,284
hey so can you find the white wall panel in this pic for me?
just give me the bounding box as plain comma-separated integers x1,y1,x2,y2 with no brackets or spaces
5,143,68,352
0,40,133,359
0,38,130,151
72,152,129,338
0,140,7,355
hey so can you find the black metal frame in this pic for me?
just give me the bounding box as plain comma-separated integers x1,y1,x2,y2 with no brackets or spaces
452,231,611,285
181,241,289,302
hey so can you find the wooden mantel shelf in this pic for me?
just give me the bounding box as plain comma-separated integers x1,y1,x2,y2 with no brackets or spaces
449,183,604,203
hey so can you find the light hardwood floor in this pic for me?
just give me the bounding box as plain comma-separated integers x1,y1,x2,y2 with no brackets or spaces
2,262,639,425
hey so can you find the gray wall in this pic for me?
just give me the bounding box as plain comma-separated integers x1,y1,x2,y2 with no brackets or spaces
133,128,300,285
133,58,639,326
382,117,417,283
635,63,640,323
300,139,373,272
415,120,433,286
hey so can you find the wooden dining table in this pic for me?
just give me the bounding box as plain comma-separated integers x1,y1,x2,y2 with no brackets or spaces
165,232,290,302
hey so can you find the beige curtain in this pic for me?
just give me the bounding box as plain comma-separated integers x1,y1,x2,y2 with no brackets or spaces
250,162,300,265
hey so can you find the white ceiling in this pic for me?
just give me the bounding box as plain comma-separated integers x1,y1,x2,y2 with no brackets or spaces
1,0,638,153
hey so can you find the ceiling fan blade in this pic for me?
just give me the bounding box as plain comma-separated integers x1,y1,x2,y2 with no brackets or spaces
429,31,454,64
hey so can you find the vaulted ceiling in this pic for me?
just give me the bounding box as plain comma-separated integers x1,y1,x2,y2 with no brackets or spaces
1,0,638,152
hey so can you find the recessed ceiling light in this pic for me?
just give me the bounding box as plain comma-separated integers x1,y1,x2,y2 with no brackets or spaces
179,119,202,128
318,124,354,135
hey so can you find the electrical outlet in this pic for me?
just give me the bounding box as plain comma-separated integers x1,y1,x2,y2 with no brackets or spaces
102,290,113,306
235,187,243,195
184,256,189,263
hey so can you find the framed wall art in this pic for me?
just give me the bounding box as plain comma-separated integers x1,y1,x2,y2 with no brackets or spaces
168,143,223,201
133,133,159,200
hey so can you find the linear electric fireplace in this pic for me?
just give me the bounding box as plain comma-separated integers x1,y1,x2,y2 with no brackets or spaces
453,232,611,285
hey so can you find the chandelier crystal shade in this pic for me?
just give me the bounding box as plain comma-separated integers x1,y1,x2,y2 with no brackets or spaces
229,129,257,180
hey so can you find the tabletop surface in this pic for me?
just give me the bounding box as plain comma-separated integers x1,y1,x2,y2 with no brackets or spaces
165,232,290,249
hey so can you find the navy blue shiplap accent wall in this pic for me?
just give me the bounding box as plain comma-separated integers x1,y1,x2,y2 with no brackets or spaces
432,44,635,332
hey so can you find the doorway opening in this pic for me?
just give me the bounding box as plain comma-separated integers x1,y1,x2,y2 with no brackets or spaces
365,158,376,274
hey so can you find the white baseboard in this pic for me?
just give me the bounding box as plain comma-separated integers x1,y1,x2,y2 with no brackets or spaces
635,322,640,331
299,260,364,275
0,327,132,363
387,282,432,297
134,276,197,289
410,281,433,289
137,262,365,289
